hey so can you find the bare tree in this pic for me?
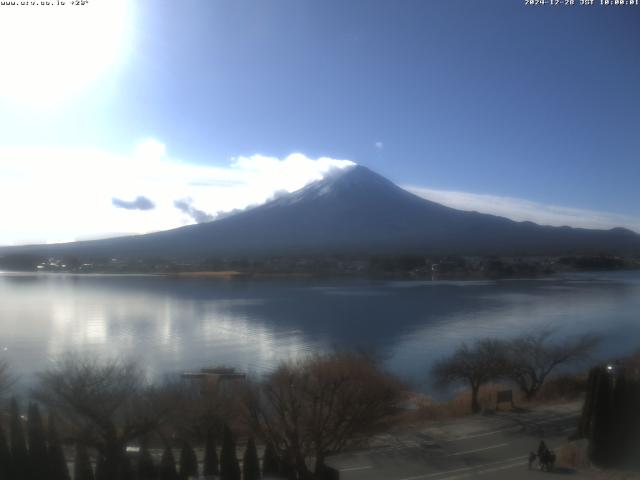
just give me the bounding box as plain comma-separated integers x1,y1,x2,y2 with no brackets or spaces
154,374,241,443
34,355,174,476
431,338,506,413
504,329,599,400
244,351,403,479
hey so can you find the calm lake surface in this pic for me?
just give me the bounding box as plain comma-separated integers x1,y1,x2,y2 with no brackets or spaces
1,271,639,390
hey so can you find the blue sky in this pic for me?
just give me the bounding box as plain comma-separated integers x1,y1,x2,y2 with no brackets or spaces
0,0,639,244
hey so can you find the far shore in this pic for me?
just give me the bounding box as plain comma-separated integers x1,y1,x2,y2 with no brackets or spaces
1,267,638,282
2,253,638,280
169,270,315,279
0,270,318,279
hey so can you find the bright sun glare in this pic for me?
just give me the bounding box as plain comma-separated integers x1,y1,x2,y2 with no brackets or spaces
0,0,131,107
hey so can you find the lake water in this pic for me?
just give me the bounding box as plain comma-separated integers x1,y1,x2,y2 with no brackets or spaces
1,271,639,390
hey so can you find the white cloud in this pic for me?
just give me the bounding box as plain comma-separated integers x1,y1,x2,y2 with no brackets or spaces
374,141,384,150
0,141,354,246
406,186,640,233
1,140,636,247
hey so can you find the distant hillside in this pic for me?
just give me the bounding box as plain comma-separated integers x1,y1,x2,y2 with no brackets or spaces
1,165,639,260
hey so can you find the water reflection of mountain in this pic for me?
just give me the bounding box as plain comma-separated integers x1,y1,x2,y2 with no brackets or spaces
0,272,639,388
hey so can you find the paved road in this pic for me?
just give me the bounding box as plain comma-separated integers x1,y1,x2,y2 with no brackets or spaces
328,402,586,480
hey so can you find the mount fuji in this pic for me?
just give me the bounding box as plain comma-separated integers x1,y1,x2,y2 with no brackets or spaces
2,165,639,259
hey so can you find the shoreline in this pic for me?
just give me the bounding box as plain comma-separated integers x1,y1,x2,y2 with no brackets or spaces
1,267,638,281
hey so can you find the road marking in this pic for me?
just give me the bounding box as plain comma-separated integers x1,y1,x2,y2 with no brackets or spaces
446,443,509,457
339,465,372,472
396,454,528,480
370,440,422,453
536,416,579,426
437,460,527,480
438,412,579,442
444,428,518,442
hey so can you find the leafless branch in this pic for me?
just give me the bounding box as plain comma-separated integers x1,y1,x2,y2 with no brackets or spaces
244,351,404,478
504,329,600,400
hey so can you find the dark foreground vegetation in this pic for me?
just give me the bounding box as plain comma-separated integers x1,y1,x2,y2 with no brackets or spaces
578,355,640,469
0,333,637,479
0,352,402,480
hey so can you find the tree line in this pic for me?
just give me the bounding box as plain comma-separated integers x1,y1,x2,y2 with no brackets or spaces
0,352,401,480
431,329,599,413
0,330,602,479
0,397,277,480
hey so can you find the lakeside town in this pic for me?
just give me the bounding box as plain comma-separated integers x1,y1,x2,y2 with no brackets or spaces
1,253,638,279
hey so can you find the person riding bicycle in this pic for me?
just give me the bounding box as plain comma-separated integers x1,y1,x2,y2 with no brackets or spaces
536,440,555,471
537,440,548,458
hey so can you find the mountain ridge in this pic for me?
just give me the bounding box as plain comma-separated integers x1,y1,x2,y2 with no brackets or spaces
1,165,639,260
